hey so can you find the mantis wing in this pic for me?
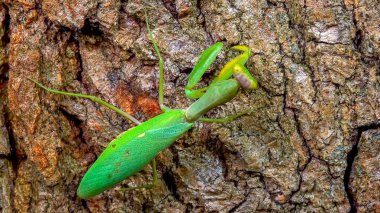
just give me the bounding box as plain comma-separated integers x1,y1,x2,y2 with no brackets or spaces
77,121,193,199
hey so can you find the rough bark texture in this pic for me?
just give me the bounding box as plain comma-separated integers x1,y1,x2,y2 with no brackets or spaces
0,0,379,212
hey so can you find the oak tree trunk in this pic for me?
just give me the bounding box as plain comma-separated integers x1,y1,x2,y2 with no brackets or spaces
1,0,379,212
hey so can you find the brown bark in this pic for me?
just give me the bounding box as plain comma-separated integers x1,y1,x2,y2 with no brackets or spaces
0,0,379,212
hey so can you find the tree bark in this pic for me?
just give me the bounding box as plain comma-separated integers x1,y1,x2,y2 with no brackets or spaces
1,0,379,212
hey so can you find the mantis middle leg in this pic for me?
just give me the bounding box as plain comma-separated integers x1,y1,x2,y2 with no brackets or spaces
198,110,250,123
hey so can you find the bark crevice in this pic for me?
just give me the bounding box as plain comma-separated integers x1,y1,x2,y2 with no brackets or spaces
344,122,380,213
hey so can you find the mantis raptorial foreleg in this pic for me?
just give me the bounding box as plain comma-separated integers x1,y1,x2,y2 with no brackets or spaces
183,44,256,122
145,10,254,122
185,42,224,99
184,41,257,100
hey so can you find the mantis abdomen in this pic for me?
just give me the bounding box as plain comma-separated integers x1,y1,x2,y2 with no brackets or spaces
77,109,193,199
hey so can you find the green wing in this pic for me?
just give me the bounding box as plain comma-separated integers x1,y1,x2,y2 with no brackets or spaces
77,120,193,199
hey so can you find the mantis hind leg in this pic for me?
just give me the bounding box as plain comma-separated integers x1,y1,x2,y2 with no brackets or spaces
28,79,161,191
28,78,141,125
120,159,158,191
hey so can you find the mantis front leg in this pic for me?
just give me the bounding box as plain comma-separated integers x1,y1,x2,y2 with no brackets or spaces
185,42,224,99
185,43,257,100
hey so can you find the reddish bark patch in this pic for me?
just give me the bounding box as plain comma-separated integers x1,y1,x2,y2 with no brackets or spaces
31,143,48,169
0,81,6,90
115,84,135,115
178,5,190,18
115,83,161,119
137,95,161,118
91,121,103,131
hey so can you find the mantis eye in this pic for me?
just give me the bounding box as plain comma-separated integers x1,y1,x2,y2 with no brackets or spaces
233,64,258,89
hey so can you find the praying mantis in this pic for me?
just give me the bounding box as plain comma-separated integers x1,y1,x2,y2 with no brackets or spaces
28,12,258,199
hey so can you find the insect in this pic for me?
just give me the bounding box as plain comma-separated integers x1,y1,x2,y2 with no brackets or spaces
28,12,258,199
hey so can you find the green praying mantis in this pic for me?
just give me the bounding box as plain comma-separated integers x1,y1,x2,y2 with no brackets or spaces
28,12,258,199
